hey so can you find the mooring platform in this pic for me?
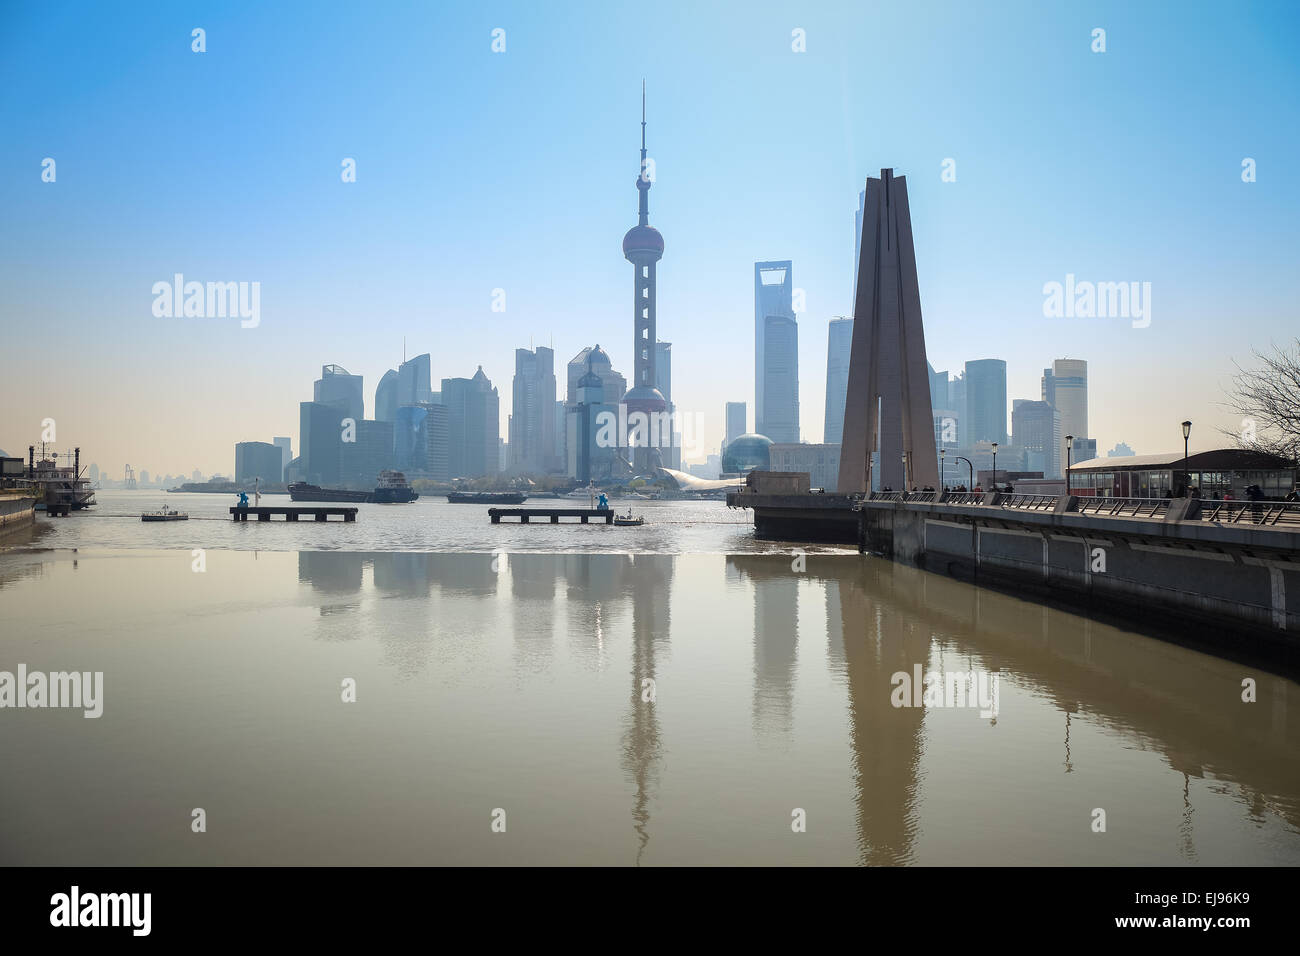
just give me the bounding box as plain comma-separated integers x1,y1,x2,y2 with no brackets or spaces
488,507,613,524
230,507,357,522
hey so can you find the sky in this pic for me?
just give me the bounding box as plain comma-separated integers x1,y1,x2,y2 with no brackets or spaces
2,0,1298,477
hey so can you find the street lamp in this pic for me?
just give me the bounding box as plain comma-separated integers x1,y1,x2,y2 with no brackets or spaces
991,442,998,491
940,447,946,490
1065,435,1073,494
955,456,974,490
902,452,908,491
1182,420,1193,497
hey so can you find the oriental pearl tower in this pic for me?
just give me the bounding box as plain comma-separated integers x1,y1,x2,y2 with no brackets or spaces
621,82,668,473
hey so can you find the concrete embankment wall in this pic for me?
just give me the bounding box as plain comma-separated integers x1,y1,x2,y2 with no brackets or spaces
0,493,36,537
860,500,1300,661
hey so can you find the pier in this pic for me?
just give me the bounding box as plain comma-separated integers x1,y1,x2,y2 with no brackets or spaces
489,507,613,524
230,506,357,522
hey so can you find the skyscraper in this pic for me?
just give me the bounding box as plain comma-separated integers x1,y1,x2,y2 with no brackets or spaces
755,260,799,443
823,317,853,444
964,359,1008,447
234,441,283,483
299,401,343,485
273,436,292,475
621,84,669,472
567,346,626,405
397,353,433,406
1042,358,1088,477
1011,400,1061,478
442,367,500,479
313,364,364,423
510,346,557,474
725,402,747,450
654,341,679,469
838,170,938,492
375,369,399,422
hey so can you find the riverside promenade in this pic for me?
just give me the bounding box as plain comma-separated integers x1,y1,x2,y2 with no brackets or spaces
728,473,1300,661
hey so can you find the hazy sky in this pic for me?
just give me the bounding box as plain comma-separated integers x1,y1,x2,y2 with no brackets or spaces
3,1,1298,477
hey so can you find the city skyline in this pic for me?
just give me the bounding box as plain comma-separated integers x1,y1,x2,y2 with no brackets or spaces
4,1,1298,474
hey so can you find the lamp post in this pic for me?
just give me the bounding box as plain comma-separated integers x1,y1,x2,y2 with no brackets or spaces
955,456,974,490
991,442,998,491
1182,420,1192,497
902,452,909,491
1065,435,1073,495
940,447,946,491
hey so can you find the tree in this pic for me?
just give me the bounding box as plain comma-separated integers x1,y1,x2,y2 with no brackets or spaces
1221,339,1300,460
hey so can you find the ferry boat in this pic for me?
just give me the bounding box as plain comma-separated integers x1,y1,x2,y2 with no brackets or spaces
370,470,418,503
613,510,644,527
142,506,188,522
446,490,527,505
16,445,96,511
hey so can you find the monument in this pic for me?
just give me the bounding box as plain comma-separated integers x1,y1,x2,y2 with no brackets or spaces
837,169,939,493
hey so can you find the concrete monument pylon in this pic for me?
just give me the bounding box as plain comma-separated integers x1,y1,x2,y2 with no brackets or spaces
837,169,939,494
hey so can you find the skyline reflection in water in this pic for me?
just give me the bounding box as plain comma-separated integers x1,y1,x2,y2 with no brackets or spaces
0,547,1295,866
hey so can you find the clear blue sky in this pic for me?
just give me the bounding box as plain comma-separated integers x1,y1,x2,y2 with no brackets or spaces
2,0,1298,475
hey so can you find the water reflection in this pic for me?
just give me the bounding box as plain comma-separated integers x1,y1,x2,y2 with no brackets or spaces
286,550,1298,863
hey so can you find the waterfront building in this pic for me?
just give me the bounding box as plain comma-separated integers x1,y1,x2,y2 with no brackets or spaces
566,351,626,482
824,318,853,445
510,346,558,474
313,364,364,423
1070,437,1098,468
442,367,500,479
234,441,283,483
1070,449,1295,499
770,443,841,491
755,260,799,443
567,346,627,406
1109,441,1135,457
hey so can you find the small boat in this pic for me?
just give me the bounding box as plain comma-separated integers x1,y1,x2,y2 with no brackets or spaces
613,510,644,527
142,506,188,522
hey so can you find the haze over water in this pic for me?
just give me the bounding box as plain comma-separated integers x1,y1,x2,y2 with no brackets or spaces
1,493,1296,865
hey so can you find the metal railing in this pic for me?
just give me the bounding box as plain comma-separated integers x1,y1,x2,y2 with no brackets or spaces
998,494,1058,511
1199,499,1300,527
868,491,905,501
1075,496,1170,519
942,492,985,506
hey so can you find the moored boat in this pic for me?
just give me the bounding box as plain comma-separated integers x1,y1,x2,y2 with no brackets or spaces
446,490,527,504
142,506,188,522
370,470,419,503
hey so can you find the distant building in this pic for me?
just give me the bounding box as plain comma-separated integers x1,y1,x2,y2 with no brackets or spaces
398,353,434,407
823,317,853,444
964,359,1008,446
721,433,773,476
1042,359,1088,481
1011,400,1062,478
340,420,396,483
273,437,292,475
566,350,625,482
1070,437,1098,467
299,402,344,485
567,345,627,406
654,341,680,469
770,443,841,491
755,261,799,443
375,369,399,422
395,404,449,481
234,441,284,483
1108,442,1135,457
442,367,500,479
314,364,364,423
725,402,747,451
510,346,558,474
